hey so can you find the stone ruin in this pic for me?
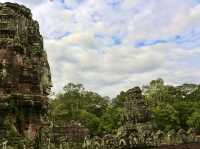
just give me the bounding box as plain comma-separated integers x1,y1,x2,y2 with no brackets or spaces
52,121,89,148
0,2,52,141
0,2,199,149
119,87,153,148
121,87,151,133
83,87,200,149
81,87,153,149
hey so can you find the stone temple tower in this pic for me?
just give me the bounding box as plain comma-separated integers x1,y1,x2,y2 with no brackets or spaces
121,87,151,136
123,87,150,124
0,2,51,139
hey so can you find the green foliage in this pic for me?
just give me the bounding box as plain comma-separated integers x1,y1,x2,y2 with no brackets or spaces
79,109,100,135
50,83,110,136
145,78,200,131
50,79,200,135
152,104,180,131
143,78,180,105
173,101,195,129
187,110,200,130
98,107,122,134
112,91,126,108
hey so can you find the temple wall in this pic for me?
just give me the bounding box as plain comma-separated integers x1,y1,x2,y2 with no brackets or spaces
0,2,51,140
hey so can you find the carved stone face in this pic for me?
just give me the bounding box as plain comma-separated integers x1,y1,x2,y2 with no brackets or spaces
0,49,12,64
0,49,24,92
0,49,22,68
0,49,13,89
0,3,51,141
24,123,41,140
0,12,17,38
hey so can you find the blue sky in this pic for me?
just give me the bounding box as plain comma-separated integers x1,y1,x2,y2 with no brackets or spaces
1,0,200,96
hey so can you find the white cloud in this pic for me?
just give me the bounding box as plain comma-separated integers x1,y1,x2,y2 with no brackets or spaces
1,0,200,97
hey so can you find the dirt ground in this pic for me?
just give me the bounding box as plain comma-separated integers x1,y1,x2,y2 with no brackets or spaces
153,143,200,149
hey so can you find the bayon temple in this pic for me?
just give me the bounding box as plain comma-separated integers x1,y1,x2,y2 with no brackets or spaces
0,2,200,149
0,1,51,142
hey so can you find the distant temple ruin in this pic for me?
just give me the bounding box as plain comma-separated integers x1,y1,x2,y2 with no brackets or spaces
122,86,151,128
0,2,200,149
0,2,51,140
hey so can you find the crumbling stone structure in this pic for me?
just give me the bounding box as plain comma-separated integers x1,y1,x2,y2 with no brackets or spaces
121,87,152,144
122,87,151,124
52,121,89,148
84,87,199,149
0,2,51,140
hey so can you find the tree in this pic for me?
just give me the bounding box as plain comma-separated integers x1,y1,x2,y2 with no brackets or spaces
79,109,100,136
143,78,166,105
50,83,110,135
50,80,200,136
98,106,122,135
187,110,200,130
112,91,126,108
173,101,195,129
152,104,180,131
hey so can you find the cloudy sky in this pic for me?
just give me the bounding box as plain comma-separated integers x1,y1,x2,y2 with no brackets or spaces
1,0,200,97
